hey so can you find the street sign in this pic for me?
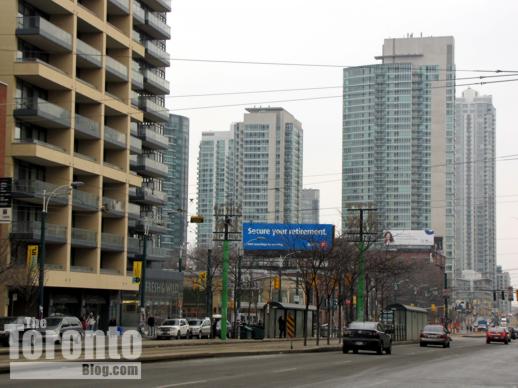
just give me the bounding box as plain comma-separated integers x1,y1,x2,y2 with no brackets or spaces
0,177,12,224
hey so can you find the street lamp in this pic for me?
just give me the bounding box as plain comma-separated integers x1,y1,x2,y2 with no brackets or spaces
38,181,83,318
278,251,298,303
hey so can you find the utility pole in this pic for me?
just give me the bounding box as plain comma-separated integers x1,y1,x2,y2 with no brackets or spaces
444,272,448,329
206,249,212,319
343,208,377,322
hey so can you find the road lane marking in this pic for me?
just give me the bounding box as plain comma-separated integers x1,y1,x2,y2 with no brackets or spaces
155,380,208,387
273,367,298,373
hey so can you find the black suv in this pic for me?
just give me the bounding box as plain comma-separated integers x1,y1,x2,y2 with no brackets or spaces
343,321,392,355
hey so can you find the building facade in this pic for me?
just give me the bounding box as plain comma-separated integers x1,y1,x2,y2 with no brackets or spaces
0,0,173,326
301,188,320,224
342,36,456,277
454,88,496,302
163,114,189,257
496,266,512,317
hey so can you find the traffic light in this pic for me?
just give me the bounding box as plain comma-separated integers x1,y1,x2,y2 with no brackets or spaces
190,215,204,223
273,276,280,289
431,304,437,313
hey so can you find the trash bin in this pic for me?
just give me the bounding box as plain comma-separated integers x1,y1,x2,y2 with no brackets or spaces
251,325,264,340
239,325,253,339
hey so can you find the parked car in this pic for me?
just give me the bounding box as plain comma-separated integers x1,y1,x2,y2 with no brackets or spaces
486,326,509,345
342,321,392,355
419,324,451,348
187,318,203,338
41,316,84,344
156,318,190,340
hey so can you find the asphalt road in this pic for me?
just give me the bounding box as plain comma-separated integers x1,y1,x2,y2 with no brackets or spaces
1,337,517,387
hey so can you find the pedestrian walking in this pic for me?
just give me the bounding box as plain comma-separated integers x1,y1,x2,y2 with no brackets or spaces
147,315,156,337
87,313,96,332
278,316,286,338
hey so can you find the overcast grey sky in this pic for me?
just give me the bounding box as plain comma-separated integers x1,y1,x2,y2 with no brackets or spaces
167,0,518,285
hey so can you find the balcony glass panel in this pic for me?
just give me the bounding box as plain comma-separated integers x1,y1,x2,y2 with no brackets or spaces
75,113,100,139
139,97,169,122
16,16,72,52
105,56,128,82
14,97,71,128
102,196,124,216
72,227,97,247
144,11,171,39
11,221,67,243
72,190,99,210
132,0,145,24
12,179,68,205
144,40,170,67
76,39,102,68
104,125,126,148
127,202,141,218
138,125,168,149
143,69,170,95
132,69,144,90
101,232,124,251
130,136,142,154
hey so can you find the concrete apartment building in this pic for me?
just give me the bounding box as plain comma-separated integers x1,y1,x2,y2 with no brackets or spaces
496,266,512,317
301,188,319,224
342,36,456,276
196,107,303,248
0,0,174,326
454,88,496,307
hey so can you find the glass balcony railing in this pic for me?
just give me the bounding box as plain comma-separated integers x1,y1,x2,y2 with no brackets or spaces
133,155,168,178
144,11,171,39
127,236,140,254
75,113,100,139
101,232,124,251
145,246,172,260
127,202,141,218
131,90,140,107
12,179,69,205
105,56,128,82
11,221,67,243
104,125,126,149
144,40,170,67
71,227,97,247
102,196,124,216
72,190,99,211
132,69,144,90
132,0,145,24
129,186,166,205
138,125,168,149
76,39,102,68
14,97,71,129
143,69,170,95
16,16,72,52
140,0,171,12
130,136,142,154
139,97,169,122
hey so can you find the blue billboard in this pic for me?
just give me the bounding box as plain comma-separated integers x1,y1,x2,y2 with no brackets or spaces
242,223,335,251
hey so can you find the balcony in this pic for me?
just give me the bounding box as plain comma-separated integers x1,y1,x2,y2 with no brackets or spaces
127,236,140,255
101,232,124,251
131,90,140,107
72,190,99,211
130,155,168,178
138,125,168,150
130,136,142,154
132,29,143,44
136,216,167,234
10,222,67,244
140,0,171,12
71,265,95,273
130,122,138,136
24,0,73,15
104,126,127,149
139,97,169,123
141,11,171,40
14,97,71,129
76,39,102,68
108,0,129,15
71,227,97,248
105,56,128,82
102,196,124,217
145,245,173,261
127,202,141,218
143,69,170,95
129,186,166,205
132,69,144,90
12,179,69,206
16,16,72,53
132,0,145,25
75,113,100,139
143,40,170,68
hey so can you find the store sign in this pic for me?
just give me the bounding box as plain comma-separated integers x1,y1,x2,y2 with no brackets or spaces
27,245,38,268
132,261,142,284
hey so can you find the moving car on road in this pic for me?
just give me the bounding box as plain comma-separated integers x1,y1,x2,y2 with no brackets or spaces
343,321,392,355
419,324,451,348
486,326,509,345
156,318,190,340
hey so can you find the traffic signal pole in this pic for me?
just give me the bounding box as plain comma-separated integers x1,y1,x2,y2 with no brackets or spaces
220,218,230,340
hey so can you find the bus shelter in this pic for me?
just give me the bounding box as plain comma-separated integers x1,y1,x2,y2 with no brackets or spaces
261,301,316,338
381,303,428,341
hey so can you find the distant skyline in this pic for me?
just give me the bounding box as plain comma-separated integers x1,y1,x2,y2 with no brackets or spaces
167,0,518,288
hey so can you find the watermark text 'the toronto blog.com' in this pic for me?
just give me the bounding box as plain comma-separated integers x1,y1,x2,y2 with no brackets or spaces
6,318,142,380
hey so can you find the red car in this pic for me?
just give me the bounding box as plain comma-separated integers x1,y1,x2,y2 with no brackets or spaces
486,326,509,345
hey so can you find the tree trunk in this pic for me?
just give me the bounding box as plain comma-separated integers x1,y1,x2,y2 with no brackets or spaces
327,296,331,345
